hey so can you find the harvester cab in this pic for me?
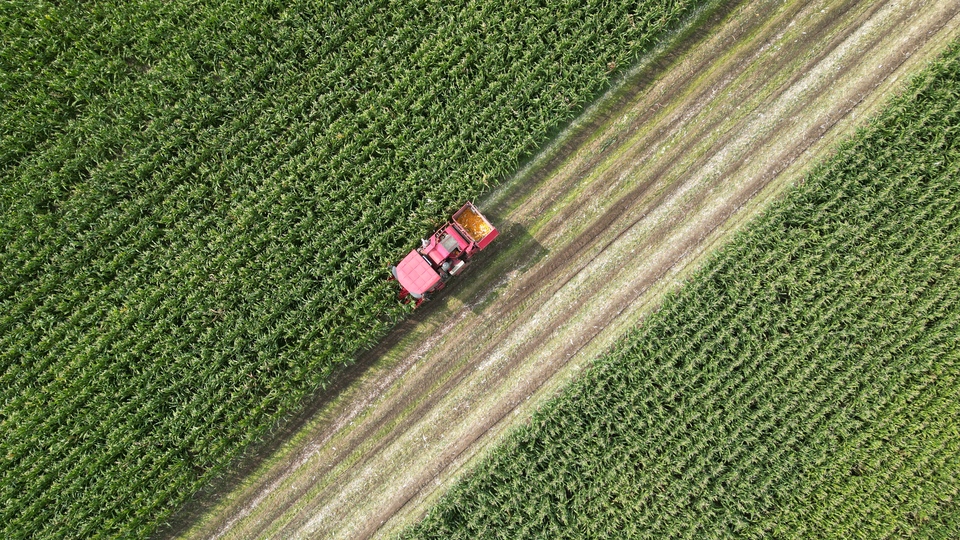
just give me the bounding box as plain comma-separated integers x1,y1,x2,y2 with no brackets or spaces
390,202,498,307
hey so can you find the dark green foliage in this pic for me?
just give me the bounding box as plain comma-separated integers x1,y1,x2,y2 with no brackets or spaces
0,0,704,537
404,39,960,539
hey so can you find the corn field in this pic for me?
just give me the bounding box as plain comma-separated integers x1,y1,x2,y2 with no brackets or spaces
0,0,703,537
404,39,960,539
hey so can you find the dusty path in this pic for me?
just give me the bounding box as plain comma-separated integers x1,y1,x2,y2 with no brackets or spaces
178,0,960,538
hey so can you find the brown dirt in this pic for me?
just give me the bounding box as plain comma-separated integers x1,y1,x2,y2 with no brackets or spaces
175,0,960,538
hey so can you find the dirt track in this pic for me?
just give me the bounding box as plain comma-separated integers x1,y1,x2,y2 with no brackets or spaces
178,0,960,538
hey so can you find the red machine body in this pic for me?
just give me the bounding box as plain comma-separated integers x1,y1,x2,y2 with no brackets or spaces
390,202,498,307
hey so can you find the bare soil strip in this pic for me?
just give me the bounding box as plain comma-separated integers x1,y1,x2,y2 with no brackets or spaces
179,0,960,538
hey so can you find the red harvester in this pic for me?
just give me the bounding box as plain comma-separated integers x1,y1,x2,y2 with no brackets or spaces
390,202,498,307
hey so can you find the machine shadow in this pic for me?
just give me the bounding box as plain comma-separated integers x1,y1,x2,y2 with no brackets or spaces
447,219,548,315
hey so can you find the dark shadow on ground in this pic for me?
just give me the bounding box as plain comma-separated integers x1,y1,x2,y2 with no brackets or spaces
449,220,548,315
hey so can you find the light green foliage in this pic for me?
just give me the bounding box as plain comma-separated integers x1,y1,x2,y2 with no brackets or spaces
404,39,960,539
0,0,702,537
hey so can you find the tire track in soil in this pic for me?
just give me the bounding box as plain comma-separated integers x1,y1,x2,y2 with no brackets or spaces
178,0,960,538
